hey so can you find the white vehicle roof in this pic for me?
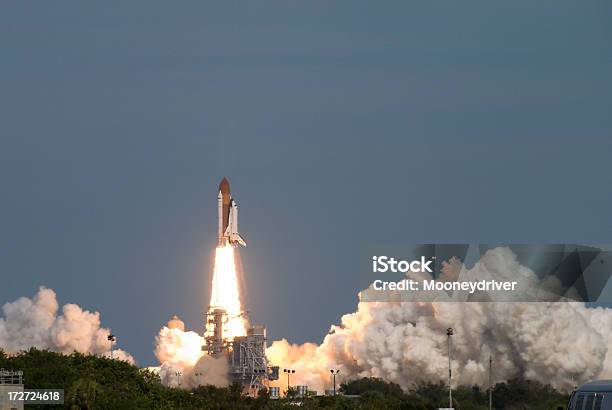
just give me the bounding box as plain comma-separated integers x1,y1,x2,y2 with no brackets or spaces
576,380,612,393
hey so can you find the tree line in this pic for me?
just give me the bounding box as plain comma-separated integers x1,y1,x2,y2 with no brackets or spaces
0,349,569,409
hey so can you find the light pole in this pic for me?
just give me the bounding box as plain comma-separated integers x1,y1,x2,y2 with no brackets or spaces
175,370,183,388
107,334,116,359
283,368,295,392
446,327,453,409
330,369,340,395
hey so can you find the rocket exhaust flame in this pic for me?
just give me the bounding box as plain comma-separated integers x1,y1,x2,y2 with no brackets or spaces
207,245,248,339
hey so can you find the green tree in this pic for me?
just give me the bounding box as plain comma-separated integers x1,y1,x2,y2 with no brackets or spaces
340,377,404,398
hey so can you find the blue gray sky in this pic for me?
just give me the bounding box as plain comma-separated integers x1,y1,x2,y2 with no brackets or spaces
1,2,611,365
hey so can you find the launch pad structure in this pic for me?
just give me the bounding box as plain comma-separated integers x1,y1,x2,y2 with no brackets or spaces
202,308,279,394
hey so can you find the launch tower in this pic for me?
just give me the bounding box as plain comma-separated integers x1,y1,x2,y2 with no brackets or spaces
202,307,279,394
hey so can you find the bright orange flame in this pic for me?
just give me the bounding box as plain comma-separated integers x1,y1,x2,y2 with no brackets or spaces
208,246,247,339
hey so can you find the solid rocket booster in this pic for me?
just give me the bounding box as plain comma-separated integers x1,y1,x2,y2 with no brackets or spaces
217,177,247,247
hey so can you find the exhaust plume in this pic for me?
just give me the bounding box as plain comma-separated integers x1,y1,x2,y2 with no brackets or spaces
267,247,612,393
208,246,248,338
0,287,134,363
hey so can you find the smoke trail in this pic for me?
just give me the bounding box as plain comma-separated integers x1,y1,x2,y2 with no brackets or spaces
267,247,612,393
0,287,134,363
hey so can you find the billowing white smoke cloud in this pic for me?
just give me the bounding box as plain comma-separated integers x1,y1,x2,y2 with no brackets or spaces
267,247,612,393
153,319,229,388
0,287,134,363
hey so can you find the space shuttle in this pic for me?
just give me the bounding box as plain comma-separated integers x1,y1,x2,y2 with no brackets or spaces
218,177,247,247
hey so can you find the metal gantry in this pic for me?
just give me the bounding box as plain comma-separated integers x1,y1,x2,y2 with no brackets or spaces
202,307,278,395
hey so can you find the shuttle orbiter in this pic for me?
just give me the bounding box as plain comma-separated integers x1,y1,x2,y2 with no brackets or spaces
218,177,246,247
